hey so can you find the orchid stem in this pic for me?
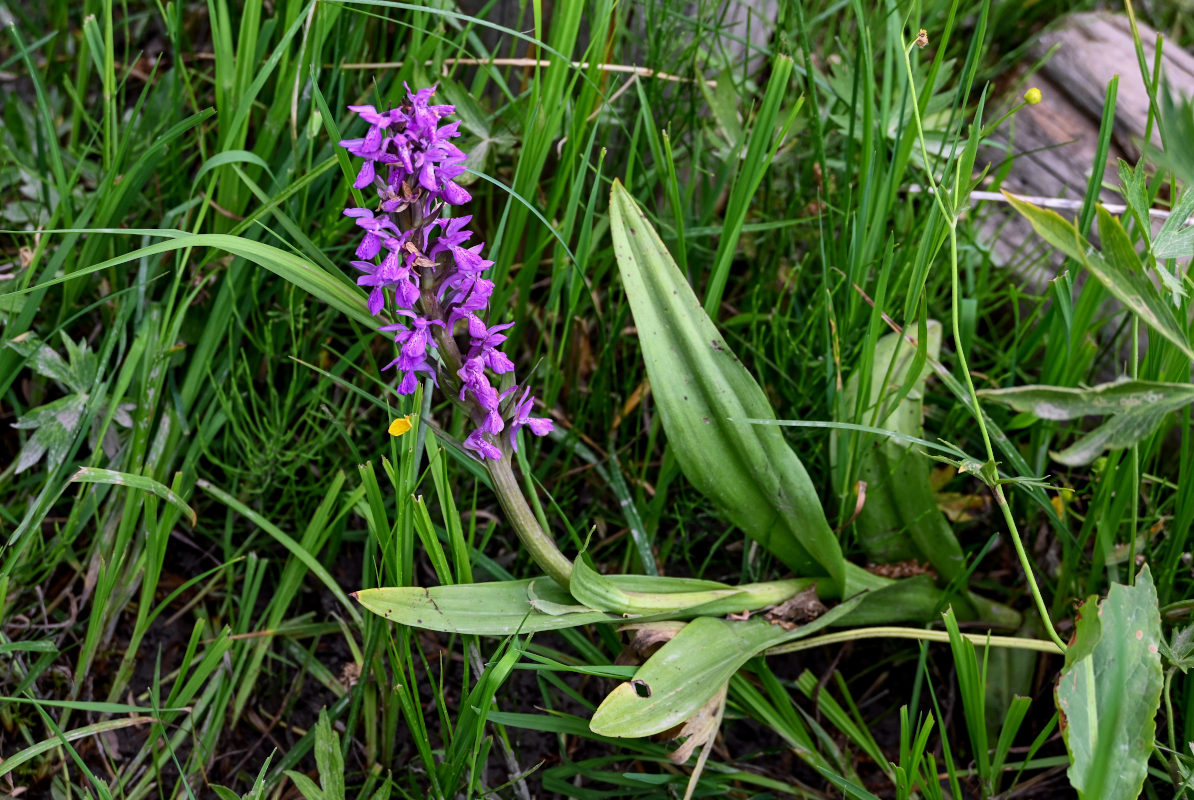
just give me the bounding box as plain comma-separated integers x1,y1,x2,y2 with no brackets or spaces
487,457,574,589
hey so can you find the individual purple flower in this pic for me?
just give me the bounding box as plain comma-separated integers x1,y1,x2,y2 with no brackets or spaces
467,315,515,374
463,429,502,460
507,388,554,451
428,215,474,260
351,231,419,315
344,207,398,260
457,356,501,420
392,357,435,395
381,312,443,367
339,105,396,187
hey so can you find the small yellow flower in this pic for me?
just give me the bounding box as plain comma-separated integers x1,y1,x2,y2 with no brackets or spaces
1024,87,1042,105
388,416,413,436
915,29,929,48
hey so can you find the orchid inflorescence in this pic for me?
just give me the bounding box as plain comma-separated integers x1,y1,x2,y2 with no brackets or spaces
340,85,553,460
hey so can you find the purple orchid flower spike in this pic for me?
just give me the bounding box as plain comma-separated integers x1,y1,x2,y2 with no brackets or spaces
339,85,553,462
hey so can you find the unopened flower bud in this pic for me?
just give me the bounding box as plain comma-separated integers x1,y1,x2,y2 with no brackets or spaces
1024,87,1042,105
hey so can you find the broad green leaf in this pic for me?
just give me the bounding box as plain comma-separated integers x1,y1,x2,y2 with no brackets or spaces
590,597,862,738
1087,209,1191,359
837,575,952,626
358,572,819,635
355,580,615,634
609,180,845,592
980,380,1194,465
570,558,812,616
1054,403,1187,466
1004,192,1194,361
979,379,1194,419
831,323,967,582
1056,566,1163,800
1101,194,1186,302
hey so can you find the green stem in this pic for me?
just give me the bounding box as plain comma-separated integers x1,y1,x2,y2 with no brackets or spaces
487,457,573,589
1128,318,1140,581
900,38,1066,652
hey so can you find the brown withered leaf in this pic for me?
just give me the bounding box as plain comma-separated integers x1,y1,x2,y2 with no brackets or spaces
762,586,827,631
668,682,727,766
866,560,937,580
936,490,991,522
617,621,687,664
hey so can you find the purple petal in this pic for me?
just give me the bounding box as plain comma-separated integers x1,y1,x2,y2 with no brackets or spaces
353,159,376,189
441,181,471,205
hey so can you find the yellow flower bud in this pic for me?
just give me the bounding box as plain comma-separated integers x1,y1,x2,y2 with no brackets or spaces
388,416,413,436
1024,87,1042,105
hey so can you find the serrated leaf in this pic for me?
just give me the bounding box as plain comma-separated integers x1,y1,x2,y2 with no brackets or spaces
1056,566,1163,800
609,180,845,592
1153,186,1194,261
284,770,324,800
1117,160,1151,235
1004,193,1194,361
5,332,76,388
12,394,88,473
313,709,344,800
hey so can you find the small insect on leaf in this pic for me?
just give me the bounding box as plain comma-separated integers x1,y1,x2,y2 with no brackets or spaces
388,416,413,437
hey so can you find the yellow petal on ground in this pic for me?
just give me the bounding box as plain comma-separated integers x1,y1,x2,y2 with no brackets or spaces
388,416,413,436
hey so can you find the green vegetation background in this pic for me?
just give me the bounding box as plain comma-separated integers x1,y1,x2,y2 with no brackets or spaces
2,0,1193,797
